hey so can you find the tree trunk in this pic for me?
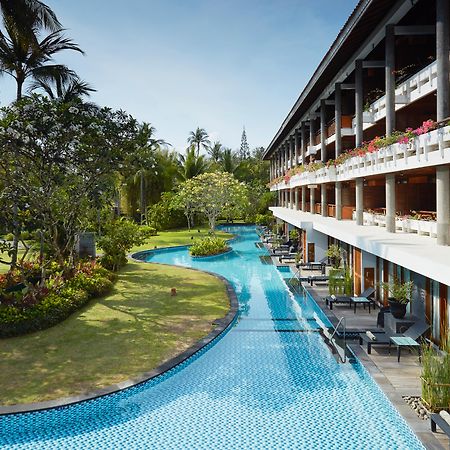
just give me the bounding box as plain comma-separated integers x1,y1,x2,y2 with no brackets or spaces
16,77,24,101
140,171,145,224
11,203,19,269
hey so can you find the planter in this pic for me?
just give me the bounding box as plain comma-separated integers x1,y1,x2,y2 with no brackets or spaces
388,298,407,319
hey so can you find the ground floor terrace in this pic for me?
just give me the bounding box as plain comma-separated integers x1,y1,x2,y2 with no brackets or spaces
270,206,450,348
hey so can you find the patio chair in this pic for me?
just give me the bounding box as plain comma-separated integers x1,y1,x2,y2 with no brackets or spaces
431,410,450,439
358,321,429,357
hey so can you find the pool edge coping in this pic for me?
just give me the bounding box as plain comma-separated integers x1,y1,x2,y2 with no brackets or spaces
303,285,445,450
0,257,239,416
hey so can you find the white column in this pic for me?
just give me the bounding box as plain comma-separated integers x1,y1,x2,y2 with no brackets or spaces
310,186,315,214
386,174,396,233
321,184,327,217
320,99,327,163
335,83,342,158
294,188,299,210
355,178,363,226
436,166,449,245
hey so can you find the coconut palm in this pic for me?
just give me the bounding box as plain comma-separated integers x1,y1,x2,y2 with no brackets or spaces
0,0,61,37
177,146,208,181
132,123,168,224
221,148,236,174
0,9,84,100
187,127,210,156
207,141,223,163
29,74,96,102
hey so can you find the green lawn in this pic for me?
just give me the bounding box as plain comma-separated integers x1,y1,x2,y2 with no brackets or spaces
0,260,229,405
131,227,232,253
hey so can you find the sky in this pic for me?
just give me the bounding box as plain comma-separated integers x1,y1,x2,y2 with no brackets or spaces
1,0,357,152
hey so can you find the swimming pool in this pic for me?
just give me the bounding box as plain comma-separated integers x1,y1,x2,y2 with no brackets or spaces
0,226,424,449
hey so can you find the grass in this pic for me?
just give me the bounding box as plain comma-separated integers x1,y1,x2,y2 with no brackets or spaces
0,260,229,405
131,226,232,253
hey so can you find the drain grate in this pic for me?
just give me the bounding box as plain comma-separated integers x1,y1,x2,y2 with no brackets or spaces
259,255,273,265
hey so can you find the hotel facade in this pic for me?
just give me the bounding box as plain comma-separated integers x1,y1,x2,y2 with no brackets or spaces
263,0,450,345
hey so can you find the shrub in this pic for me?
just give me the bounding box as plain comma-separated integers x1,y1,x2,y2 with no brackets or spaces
189,236,229,257
140,225,157,238
0,260,115,337
98,218,146,271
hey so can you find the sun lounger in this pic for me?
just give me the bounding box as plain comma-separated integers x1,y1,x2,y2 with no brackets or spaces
358,321,429,356
309,275,329,286
431,411,450,438
326,287,375,311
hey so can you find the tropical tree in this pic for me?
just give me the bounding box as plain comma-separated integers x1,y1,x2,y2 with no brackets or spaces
29,74,95,102
0,5,84,100
0,95,139,270
0,0,61,39
187,127,210,155
177,146,208,181
207,141,223,163
176,172,248,231
221,148,236,174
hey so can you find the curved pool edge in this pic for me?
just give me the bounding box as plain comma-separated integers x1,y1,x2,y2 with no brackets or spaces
0,262,239,417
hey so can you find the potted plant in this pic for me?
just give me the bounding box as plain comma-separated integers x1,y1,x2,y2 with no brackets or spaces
326,244,342,269
380,280,414,319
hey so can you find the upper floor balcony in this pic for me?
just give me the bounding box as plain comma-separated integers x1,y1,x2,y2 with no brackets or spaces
271,124,450,191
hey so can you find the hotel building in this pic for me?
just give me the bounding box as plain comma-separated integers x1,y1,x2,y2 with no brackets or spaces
263,0,450,345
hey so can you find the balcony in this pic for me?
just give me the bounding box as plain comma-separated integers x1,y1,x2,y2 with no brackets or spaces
352,60,438,132
351,211,437,238
270,125,450,191
269,206,450,287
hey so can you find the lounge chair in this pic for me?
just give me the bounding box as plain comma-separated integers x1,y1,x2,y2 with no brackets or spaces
431,411,450,439
358,321,430,356
309,275,329,286
326,287,375,311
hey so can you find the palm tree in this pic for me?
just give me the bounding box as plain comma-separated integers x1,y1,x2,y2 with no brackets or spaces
177,146,208,181
1,0,61,37
187,127,210,156
132,123,167,224
30,74,96,102
207,141,223,163
221,148,236,174
0,9,84,100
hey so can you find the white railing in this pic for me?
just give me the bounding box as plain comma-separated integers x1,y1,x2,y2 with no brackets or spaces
270,125,450,191
351,60,437,131
350,211,437,237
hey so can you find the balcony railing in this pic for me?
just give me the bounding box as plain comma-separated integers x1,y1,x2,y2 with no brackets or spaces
271,125,450,189
351,211,438,237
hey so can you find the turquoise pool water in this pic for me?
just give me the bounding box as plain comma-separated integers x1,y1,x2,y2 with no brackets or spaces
0,226,424,449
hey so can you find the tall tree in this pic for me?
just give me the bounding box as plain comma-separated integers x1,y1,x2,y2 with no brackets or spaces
177,146,208,181
0,6,84,100
30,74,95,102
187,127,210,156
0,0,61,38
207,141,223,163
221,148,236,174
238,126,250,160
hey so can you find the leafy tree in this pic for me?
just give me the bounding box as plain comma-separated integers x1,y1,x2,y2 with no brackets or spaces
187,127,210,155
0,96,139,270
176,172,248,231
146,192,184,231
